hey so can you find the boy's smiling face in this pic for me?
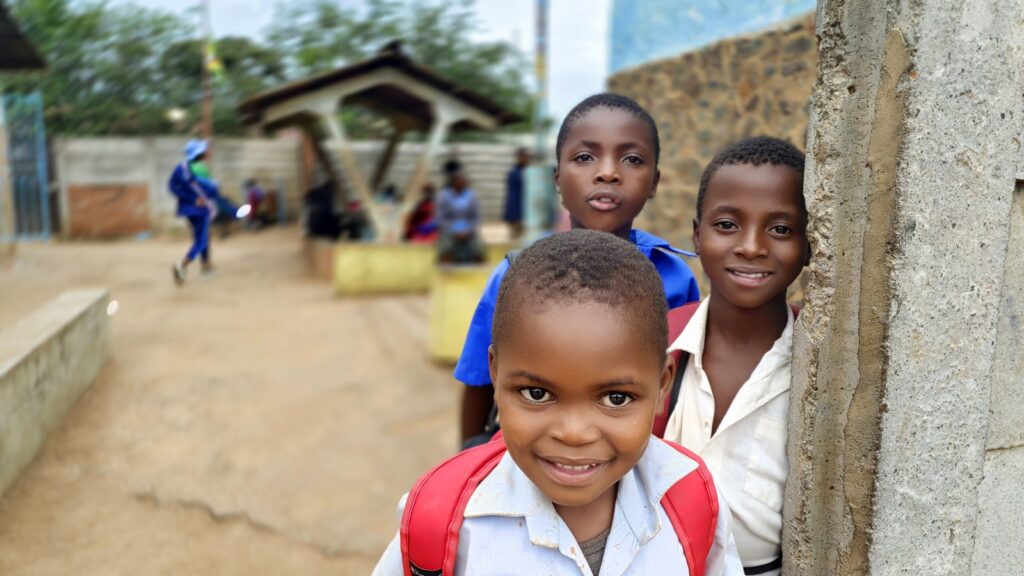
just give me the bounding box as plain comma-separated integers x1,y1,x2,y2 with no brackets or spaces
694,163,808,309
488,301,673,513
554,107,660,239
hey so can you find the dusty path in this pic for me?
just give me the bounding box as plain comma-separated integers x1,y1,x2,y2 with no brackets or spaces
0,228,459,575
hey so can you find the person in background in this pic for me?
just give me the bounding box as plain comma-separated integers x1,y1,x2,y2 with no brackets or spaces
168,139,221,285
503,147,530,238
436,170,484,264
404,182,438,243
245,178,266,229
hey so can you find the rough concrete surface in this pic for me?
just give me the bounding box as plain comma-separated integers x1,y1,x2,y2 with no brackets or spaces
970,447,1024,574
0,228,459,574
0,289,110,497
786,1,1024,575
986,183,1024,450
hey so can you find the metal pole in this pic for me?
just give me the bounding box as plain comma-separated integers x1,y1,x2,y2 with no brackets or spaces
523,0,553,244
533,0,548,157
201,0,213,141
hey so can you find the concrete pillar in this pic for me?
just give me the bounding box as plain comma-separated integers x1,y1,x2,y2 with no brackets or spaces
785,1,1023,575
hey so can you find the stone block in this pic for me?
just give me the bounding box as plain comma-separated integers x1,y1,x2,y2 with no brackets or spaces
988,183,1024,449
334,243,436,295
970,447,1024,574
428,266,492,364
0,290,110,497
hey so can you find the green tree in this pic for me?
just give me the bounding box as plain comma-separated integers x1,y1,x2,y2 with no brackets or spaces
158,36,287,134
6,0,188,135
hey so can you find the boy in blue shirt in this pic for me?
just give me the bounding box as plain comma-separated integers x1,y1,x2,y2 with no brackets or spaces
457,94,701,445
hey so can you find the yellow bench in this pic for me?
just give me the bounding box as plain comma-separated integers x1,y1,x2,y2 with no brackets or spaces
428,265,495,363
333,242,513,296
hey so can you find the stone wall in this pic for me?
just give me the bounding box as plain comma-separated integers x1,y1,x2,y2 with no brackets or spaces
0,290,110,497
54,137,304,236
53,137,520,237
609,12,817,294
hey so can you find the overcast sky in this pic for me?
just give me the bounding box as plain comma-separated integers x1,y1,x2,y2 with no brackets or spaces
116,0,611,123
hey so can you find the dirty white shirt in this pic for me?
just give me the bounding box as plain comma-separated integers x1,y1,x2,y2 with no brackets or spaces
663,297,793,576
372,438,744,575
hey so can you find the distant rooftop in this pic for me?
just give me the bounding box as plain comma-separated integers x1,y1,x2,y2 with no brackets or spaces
238,42,523,129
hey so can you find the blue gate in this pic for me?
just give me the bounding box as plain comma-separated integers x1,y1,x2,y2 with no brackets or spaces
2,92,50,240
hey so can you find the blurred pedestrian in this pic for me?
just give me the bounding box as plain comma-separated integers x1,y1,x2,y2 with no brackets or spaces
503,147,529,238
437,170,483,264
168,139,221,285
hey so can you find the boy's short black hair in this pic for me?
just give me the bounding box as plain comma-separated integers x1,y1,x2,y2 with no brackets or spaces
555,93,660,167
493,230,667,361
696,136,806,221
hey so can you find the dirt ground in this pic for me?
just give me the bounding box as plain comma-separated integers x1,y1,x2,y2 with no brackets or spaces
0,227,460,575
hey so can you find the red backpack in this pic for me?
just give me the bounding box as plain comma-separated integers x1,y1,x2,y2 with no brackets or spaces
400,433,719,576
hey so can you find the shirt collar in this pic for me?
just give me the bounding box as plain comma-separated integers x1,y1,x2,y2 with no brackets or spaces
668,297,795,424
629,229,696,257
463,439,698,549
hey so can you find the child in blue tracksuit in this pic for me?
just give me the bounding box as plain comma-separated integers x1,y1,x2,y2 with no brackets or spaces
169,139,221,286
456,94,701,445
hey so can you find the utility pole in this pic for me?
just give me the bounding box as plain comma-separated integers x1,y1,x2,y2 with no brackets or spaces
201,0,213,141
523,0,552,243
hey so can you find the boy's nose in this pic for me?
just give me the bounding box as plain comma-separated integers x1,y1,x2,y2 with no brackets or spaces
550,408,600,446
734,230,769,259
594,160,621,184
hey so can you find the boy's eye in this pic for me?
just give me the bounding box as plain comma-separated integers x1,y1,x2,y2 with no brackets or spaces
713,221,738,231
520,388,553,403
623,155,643,165
600,392,634,408
573,153,594,162
770,224,793,235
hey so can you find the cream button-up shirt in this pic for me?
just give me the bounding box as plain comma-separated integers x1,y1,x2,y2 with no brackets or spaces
372,438,744,575
663,297,793,575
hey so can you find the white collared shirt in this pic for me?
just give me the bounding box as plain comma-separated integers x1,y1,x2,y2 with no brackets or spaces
373,438,744,575
663,297,793,575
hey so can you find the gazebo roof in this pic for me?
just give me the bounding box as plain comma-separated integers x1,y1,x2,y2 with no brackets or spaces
0,4,45,70
238,43,523,129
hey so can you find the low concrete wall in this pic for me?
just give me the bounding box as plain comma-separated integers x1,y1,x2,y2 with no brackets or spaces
54,137,303,236
0,289,110,497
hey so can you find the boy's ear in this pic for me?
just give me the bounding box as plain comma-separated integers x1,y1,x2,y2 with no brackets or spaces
649,169,661,199
692,218,701,256
487,345,498,387
655,354,677,416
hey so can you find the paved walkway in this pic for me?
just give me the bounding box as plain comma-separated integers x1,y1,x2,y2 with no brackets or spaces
0,228,459,575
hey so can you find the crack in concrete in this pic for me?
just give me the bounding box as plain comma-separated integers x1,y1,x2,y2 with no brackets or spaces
133,489,376,561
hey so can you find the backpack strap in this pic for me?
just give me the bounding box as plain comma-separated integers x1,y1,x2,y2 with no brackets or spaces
400,438,507,576
653,302,701,438
504,249,521,267
660,439,719,576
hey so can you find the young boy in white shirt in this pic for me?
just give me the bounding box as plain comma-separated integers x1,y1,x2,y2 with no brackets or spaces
662,137,809,576
374,230,743,575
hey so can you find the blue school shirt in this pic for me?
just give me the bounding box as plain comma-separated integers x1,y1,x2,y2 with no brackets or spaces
453,229,701,386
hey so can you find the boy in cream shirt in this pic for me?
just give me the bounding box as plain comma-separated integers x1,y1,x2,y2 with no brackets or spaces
663,137,809,576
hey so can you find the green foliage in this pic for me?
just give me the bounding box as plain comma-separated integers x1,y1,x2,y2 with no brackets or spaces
4,0,531,136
